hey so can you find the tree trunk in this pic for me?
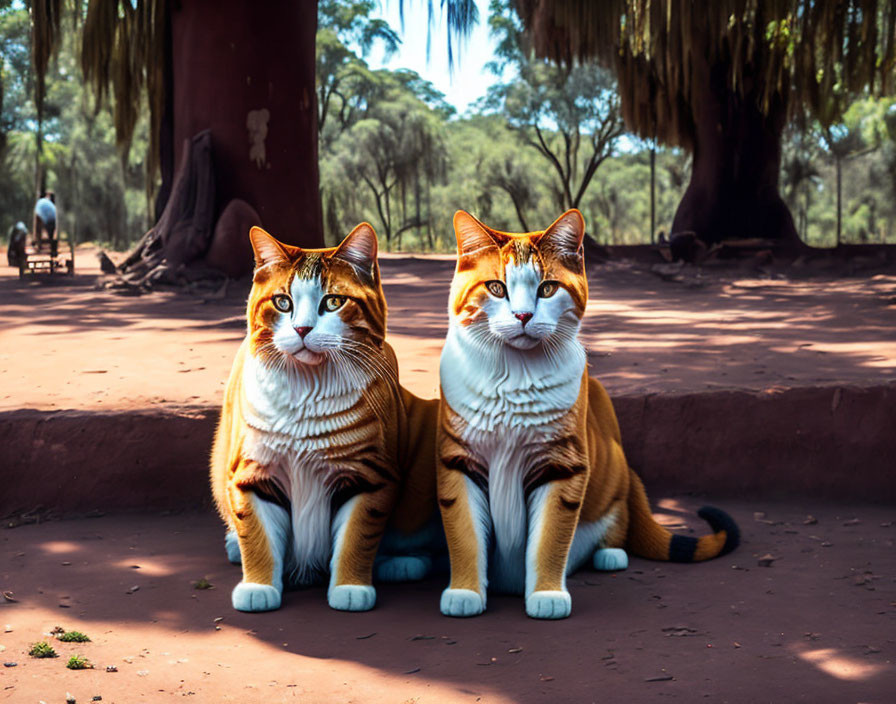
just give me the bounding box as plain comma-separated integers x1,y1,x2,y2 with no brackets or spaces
155,1,175,223
509,192,529,232
835,157,842,247
168,0,323,249
670,54,802,260
649,143,656,244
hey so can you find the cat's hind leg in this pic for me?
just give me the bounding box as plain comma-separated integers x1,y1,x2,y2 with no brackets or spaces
225,530,241,565
228,483,290,612
374,524,437,582
589,500,629,572
375,554,433,582
593,548,628,571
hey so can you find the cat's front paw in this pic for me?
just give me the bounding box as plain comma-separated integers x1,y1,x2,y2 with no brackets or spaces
440,588,485,618
328,584,376,612
593,547,628,572
375,555,432,582
526,590,571,619
224,530,241,565
232,582,281,612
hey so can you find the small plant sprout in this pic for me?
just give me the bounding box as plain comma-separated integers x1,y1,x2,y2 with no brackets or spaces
28,641,57,658
58,630,91,643
66,654,92,670
193,577,213,590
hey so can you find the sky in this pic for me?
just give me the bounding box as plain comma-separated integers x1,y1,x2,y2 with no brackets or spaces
367,0,500,114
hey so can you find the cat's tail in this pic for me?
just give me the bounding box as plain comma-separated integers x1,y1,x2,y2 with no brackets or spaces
625,469,739,562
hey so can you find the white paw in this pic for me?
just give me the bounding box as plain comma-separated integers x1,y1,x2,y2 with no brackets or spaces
526,590,571,619
224,530,241,565
375,555,432,582
440,588,485,618
231,582,281,612
328,584,376,612
593,547,628,572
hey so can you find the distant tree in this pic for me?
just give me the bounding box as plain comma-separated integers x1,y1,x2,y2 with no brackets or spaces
781,129,822,243
1,4,151,247
331,89,446,248
317,0,400,143
484,150,539,231
484,2,623,219
818,104,881,246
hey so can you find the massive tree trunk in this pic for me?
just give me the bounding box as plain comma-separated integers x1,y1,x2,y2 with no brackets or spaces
163,0,323,250
670,53,802,261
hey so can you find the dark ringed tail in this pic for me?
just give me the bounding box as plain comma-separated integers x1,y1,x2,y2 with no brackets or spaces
625,470,740,562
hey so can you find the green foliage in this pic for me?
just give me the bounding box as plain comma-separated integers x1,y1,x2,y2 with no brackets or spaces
28,641,58,658
318,0,661,250
318,5,451,249
65,654,91,670
57,630,91,642
781,96,896,246
0,4,151,250
8,0,896,254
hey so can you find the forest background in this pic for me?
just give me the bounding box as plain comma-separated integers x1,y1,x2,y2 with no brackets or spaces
2,0,896,253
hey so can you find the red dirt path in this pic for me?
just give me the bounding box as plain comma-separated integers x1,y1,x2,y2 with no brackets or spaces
2,246,895,702
2,246,895,411
1,501,894,703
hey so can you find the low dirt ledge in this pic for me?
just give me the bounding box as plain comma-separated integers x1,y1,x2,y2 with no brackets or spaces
2,382,894,516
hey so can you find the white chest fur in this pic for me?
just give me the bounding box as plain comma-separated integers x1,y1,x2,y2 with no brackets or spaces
440,327,585,432
440,327,586,591
241,355,370,583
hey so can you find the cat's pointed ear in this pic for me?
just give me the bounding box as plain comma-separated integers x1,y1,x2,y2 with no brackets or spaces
333,222,378,276
249,226,293,269
539,209,585,258
453,210,499,256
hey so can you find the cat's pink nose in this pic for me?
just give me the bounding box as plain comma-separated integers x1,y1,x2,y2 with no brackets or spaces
514,312,533,325
294,326,313,339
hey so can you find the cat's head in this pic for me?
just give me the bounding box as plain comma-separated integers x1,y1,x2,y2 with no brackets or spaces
448,209,587,350
246,223,386,367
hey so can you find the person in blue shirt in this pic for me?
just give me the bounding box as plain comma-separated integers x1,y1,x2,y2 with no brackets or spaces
33,190,57,245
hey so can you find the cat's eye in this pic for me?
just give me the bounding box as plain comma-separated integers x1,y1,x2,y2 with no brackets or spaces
271,294,292,312
538,281,559,298
321,295,347,313
485,280,507,298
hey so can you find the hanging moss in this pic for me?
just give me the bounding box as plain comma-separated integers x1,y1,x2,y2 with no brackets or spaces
29,0,166,190
512,1,896,146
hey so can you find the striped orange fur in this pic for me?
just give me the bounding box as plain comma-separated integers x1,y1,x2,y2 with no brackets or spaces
210,223,438,613
437,209,739,619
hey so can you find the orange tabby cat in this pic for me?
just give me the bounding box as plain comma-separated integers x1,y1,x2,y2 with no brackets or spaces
436,209,739,619
211,223,438,612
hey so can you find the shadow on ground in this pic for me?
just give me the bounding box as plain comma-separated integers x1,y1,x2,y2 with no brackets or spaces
3,252,894,408
0,499,893,702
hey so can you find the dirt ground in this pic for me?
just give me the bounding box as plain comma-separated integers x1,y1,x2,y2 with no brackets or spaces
2,245,895,702
0,500,894,703
2,245,895,411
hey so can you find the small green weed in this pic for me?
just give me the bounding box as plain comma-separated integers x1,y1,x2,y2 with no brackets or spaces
58,630,91,643
193,577,213,590
66,654,92,670
28,641,57,658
